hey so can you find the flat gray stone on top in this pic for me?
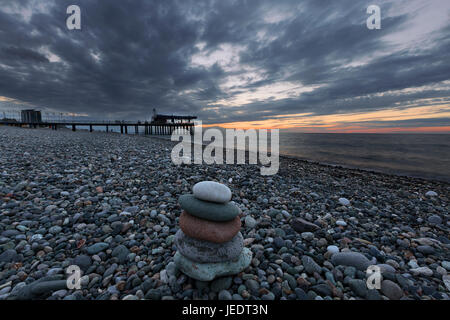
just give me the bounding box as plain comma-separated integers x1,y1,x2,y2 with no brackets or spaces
193,181,232,203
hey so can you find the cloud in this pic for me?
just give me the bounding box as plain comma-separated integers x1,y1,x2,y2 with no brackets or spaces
1,46,49,63
0,0,448,131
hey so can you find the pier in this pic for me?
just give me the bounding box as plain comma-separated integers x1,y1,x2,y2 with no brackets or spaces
0,109,196,135
0,120,195,135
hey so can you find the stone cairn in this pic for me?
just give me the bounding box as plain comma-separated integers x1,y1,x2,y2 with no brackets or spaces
174,181,252,281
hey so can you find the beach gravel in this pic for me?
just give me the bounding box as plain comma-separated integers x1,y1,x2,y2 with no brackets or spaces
0,126,448,300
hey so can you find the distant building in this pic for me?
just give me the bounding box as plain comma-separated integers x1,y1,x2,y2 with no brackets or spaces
0,117,17,123
21,109,42,123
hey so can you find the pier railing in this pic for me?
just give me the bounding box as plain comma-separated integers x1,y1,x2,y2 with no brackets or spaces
0,120,194,135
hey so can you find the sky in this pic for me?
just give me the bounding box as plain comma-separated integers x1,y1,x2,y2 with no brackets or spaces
0,0,449,133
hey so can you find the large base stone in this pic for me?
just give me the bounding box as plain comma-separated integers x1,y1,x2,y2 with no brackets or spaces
175,229,243,263
174,247,252,281
180,211,241,243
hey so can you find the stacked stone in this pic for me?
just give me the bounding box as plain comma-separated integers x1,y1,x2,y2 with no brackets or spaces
174,181,252,281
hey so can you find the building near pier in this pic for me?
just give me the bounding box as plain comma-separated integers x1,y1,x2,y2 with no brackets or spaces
21,109,42,123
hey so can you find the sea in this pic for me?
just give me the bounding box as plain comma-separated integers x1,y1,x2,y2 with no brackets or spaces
279,132,450,183
72,125,450,183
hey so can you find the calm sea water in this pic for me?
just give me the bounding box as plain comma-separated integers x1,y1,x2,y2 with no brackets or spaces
279,132,450,182
73,126,450,182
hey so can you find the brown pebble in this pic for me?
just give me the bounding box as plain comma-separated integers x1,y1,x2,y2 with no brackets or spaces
179,211,241,243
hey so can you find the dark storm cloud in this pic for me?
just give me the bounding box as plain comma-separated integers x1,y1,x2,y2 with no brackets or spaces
1,46,49,63
0,0,449,125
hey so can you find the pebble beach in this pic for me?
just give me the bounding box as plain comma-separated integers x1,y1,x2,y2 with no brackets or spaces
0,125,449,300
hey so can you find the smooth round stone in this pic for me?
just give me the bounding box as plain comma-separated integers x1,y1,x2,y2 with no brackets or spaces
338,198,350,206
175,230,243,263
410,267,433,276
427,215,442,225
381,280,404,300
327,245,340,254
443,275,450,292
336,220,347,227
174,247,252,281
86,242,109,255
301,232,314,241
377,264,396,273
331,252,371,271
193,181,232,203
179,194,239,222
442,261,450,271
218,290,232,300
417,245,435,255
179,211,241,244
291,218,320,233
244,216,257,228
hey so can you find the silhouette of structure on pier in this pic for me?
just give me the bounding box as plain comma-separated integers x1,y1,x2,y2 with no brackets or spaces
21,109,42,124
151,108,197,124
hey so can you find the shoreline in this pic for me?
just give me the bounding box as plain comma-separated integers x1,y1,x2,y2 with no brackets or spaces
148,132,450,185
45,125,450,184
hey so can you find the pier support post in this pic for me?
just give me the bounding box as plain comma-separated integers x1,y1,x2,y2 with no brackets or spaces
106,125,109,133
120,125,123,134
72,124,76,132
125,126,128,134
90,125,93,132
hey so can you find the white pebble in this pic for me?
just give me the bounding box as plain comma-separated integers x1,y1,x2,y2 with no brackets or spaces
410,267,433,276
338,198,350,206
301,232,314,241
336,220,347,227
193,181,232,203
327,245,340,254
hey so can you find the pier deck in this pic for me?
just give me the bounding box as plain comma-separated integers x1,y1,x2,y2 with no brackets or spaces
0,120,194,135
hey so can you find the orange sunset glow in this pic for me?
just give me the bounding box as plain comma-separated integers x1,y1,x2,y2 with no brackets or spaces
203,104,450,132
